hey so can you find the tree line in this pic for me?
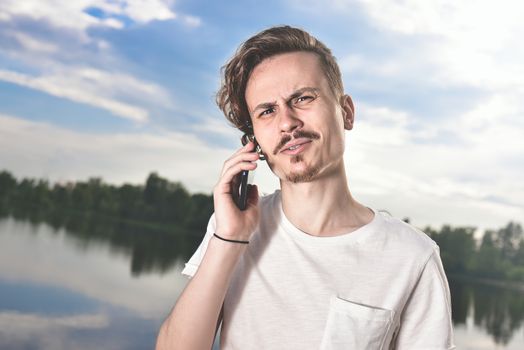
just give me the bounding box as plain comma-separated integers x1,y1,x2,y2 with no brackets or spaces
0,169,213,234
425,223,524,282
1,169,523,282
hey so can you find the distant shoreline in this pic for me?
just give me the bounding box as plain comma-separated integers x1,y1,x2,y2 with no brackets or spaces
449,273,524,293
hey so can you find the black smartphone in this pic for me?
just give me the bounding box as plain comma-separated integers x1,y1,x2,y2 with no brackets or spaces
237,168,249,211
237,134,256,210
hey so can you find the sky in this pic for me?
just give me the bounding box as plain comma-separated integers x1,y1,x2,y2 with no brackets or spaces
0,0,522,235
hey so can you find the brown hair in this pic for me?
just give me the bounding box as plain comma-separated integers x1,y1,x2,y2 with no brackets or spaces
216,25,344,134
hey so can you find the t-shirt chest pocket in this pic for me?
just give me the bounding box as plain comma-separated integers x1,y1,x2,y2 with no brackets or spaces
320,296,396,350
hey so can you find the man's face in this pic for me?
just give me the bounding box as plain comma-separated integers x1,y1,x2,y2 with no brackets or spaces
245,51,353,184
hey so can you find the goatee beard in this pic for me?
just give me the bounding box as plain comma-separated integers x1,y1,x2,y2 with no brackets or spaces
286,155,321,183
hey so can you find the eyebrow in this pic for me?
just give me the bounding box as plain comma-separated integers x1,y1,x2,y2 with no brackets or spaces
251,87,320,114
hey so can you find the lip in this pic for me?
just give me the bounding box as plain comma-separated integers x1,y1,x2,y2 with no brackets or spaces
280,139,312,155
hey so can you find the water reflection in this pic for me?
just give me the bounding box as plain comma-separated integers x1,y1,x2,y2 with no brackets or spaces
1,213,523,349
3,207,203,276
450,276,524,348
0,215,193,350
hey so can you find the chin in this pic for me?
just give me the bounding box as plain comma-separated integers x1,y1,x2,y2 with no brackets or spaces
284,162,321,184
269,155,322,183
286,172,318,184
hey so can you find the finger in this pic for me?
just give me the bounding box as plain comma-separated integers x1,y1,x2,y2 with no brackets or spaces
216,161,257,194
222,161,257,187
221,151,259,176
221,153,258,177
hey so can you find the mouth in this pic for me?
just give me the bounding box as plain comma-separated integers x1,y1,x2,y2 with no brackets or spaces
280,139,312,155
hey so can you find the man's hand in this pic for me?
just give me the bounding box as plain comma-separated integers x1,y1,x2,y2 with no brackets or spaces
213,140,260,241
156,143,259,350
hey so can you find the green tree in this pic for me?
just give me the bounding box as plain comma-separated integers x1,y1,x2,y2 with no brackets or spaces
118,184,143,218
143,172,169,221
494,222,523,264
0,170,17,209
33,179,52,208
185,193,214,231
165,183,191,223
14,178,36,205
474,230,508,279
71,182,93,211
514,240,524,267
430,225,476,273
51,183,72,209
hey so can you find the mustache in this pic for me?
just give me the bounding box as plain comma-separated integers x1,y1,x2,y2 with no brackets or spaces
273,129,320,155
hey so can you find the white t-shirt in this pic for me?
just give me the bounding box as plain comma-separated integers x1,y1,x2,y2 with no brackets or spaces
182,191,456,350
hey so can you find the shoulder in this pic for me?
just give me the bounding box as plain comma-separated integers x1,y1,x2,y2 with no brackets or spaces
377,210,437,250
373,210,438,263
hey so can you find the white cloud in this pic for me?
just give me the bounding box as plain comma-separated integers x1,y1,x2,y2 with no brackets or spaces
0,0,99,31
347,102,523,231
340,53,403,78
455,93,524,152
0,113,229,193
0,0,177,31
352,0,522,41
193,117,242,139
0,312,109,332
8,31,58,54
332,0,524,127
353,104,411,146
182,14,202,27
334,0,524,91
0,0,199,124
122,0,176,23
0,67,174,122
100,17,125,29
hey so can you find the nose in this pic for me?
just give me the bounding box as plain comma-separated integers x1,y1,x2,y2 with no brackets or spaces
278,105,303,133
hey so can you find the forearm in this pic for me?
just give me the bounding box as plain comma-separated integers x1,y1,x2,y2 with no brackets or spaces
156,236,246,350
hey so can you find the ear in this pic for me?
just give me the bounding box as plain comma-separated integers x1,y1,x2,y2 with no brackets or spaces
340,94,355,130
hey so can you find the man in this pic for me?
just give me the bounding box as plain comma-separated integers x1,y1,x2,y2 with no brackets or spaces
156,26,456,350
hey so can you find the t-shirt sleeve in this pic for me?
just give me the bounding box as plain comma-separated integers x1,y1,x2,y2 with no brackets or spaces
180,213,217,278
394,245,456,350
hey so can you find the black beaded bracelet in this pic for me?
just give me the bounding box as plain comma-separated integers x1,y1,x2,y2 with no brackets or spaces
213,233,249,244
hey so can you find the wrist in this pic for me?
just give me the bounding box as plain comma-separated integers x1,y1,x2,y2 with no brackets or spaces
210,234,249,254
214,227,251,242
213,233,249,244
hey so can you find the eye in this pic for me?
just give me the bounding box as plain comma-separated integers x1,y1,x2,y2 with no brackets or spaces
259,107,275,118
293,95,315,105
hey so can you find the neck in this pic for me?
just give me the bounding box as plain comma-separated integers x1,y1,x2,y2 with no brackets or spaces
280,162,373,237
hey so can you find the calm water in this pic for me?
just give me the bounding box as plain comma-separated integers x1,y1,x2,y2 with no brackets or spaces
1,216,523,349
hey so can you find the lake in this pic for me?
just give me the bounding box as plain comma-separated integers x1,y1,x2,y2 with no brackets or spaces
1,215,523,349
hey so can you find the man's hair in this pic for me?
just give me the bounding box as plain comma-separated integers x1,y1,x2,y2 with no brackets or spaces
216,25,344,134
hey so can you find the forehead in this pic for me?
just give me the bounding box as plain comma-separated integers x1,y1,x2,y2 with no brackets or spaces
245,51,329,110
